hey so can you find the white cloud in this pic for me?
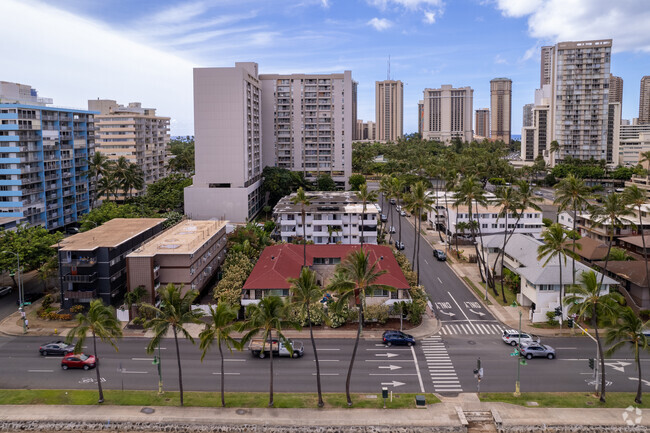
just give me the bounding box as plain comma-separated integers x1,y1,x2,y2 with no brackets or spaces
321,0,330,8
150,1,209,25
368,0,443,10
1,0,196,135
494,54,508,64
423,10,436,24
494,0,650,52
367,17,393,31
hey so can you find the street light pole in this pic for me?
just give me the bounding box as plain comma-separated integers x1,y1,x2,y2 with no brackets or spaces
514,308,522,396
3,250,25,334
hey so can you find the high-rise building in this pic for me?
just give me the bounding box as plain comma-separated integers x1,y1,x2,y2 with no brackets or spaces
522,103,534,127
185,63,354,223
521,85,551,163
0,81,95,230
618,123,650,166
422,85,473,144
490,78,512,143
375,80,403,142
365,121,376,141
475,108,490,139
355,119,364,141
609,74,623,104
540,46,553,87
89,100,169,199
417,100,424,136
639,76,650,124
607,102,621,164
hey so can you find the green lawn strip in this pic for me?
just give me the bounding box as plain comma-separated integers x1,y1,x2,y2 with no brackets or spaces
0,389,439,409
493,283,517,307
480,392,650,409
462,277,492,306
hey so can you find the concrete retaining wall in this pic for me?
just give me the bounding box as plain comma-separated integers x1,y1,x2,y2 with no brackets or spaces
498,426,647,433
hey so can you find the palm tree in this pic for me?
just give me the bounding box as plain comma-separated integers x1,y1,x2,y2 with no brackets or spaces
239,296,300,407
328,249,394,406
590,192,635,288
406,181,434,284
66,299,122,404
124,285,148,320
123,162,145,198
390,177,406,247
623,185,650,293
537,223,580,322
288,267,325,407
492,186,519,302
96,171,119,202
199,303,241,407
141,284,204,406
291,187,311,266
549,140,560,165
565,270,623,403
357,183,378,248
112,156,131,202
605,307,650,404
86,151,109,209
554,174,591,288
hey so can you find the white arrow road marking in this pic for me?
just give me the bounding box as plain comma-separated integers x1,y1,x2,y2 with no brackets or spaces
628,377,650,386
468,309,485,317
605,361,631,372
438,310,456,317
375,353,399,358
368,348,410,351
381,381,405,387
378,365,402,370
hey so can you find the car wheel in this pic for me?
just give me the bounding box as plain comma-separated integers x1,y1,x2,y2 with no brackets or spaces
83,365,90,370
293,352,299,358
386,342,392,347
526,354,533,360
407,342,413,347
62,364,68,370
41,350,46,356
510,341,517,346
547,354,555,359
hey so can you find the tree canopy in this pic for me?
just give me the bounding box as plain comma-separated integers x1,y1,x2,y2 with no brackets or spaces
0,224,63,275
167,136,195,173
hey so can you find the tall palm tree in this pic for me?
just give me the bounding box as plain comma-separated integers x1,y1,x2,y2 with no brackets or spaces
390,177,406,247
125,284,148,319
66,299,122,404
96,171,119,202
565,271,624,403
590,192,635,288
379,175,393,239
123,162,145,198
328,249,393,406
288,267,325,407
623,185,650,293
537,223,580,321
492,186,520,303
357,183,378,249
605,307,650,404
239,296,299,407
549,140,560,165
86,151,109,209
554,174,591,288
199,303,241,407
291,187,311,266
112,156,131,202
142,284,204,407
406,181,434,284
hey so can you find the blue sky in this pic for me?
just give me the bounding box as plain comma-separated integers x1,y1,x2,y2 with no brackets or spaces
2,0,650,137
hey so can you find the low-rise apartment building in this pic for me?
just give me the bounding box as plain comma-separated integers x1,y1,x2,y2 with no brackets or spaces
274,191,379,245
576,204,650,244
57,218,166,308
126,220,228,303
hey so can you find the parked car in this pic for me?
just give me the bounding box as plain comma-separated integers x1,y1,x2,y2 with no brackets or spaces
0,286,12,297
65,226,80,235
382,330,416,346
61,353,97,370
400,210,407,216
390,198,396,205
396,205,402,211
17,292,43,306
389,226,396,233
519,342,556,359
40,341,74,356
433,249,446,261
395,241,405,250
248,338,304,358
501,329,536,346
380,214,388,222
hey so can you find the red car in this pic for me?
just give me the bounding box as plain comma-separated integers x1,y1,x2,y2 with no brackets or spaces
61,353,96,370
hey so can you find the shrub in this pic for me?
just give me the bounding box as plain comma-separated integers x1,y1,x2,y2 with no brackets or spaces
58,313,72,321
546,311,558,326
37,309,48,319
327,302,350,328
365,304,389,324
284,302,325,326
70,305,84,314
407,286,428,325
47,311,59,321
640,310,650,321
41,294,53,310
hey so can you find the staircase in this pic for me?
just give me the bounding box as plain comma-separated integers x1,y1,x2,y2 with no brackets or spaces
456,407,501,433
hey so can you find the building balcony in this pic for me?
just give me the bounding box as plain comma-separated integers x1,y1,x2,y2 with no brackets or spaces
64,289,96,300
65,257,97,267
62,272,97,283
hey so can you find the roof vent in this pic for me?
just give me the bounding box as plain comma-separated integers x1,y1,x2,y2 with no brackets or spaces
380,256,384,260
271,256,275,260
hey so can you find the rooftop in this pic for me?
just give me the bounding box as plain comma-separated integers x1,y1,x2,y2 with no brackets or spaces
128,220,227,257
57,218,166,251
274,191,380,214
570,236,609,261
594,260,649,287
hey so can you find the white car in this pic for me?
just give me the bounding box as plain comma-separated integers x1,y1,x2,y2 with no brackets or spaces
389,226,396,233
400,210,407,217
396,205,402,211
501,329,536,346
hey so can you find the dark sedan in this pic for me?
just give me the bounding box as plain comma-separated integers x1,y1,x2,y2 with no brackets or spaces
382,330,416,346
40,341,75,356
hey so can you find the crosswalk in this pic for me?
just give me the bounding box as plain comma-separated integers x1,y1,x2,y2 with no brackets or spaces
421,336,462,393
439,322,504,335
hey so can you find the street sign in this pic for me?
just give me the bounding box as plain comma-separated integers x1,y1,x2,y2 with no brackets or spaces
23,302,31,305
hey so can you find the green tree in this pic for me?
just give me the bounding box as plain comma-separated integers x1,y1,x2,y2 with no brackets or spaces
291,187,311,266
565,271,624,403
316,173,337,191
607,247,633,261
122,162,145,199
605,307,650,404
125,285,148,319
288,268,325,407
86,151,109,209
239,296,300,407
623,185,650,293
66,299,123,403
492,186,520,302
78,202,152,231
139,173,193,212
357,183,378,249
328,250,393,406
142,284,204,406
348,174,366,191
262,167,307,208
167,136,195,174
199,303,241,407
404,181,433,284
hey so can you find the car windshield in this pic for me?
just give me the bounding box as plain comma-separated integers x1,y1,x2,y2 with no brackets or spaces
78,354,89,361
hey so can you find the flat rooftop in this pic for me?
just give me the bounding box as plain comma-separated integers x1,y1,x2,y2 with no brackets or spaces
58,218,166,251
274,191,380,214
128,220,227,257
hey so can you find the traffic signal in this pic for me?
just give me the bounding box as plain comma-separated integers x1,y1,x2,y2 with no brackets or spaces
567,317,574,328
554,307,562,317
588,358,595,370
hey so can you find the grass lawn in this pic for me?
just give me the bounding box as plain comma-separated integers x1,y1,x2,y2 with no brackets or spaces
480,392,650,408
0,389,440,409
494,283,518,307
462,277,492,306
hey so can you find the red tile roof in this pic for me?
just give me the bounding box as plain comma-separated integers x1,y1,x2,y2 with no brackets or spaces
243,244,410,290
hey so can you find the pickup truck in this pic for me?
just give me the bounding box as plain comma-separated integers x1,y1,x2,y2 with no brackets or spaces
248,338,304,358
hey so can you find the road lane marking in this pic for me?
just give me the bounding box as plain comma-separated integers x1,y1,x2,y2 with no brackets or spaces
122,371,148,374
131,358,154,361
211,372,240,375
437,277,443,284
447,291,479,333
367,348,411,351
425,259,429,265
317,348,341,351
369,373,418,376
313,359,339,362
145,347,166,350
410,345,425,393
224,359,247,362
556,347,577,350
365,360,413,362
313,373,339,376
28,370,53,373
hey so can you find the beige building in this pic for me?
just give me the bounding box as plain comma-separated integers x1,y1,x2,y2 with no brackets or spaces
475,108,490,139
375,80,403,142
490,78,512,143
607,102,621,164
609,74,624,104
89,100,169,197
540,46,553,88
522,103,534,128
521,85,551,163
418,100,424,136
640,76,650,125
619,123,650,167
126,220,228,302
354,120,376,141
422,85,473,144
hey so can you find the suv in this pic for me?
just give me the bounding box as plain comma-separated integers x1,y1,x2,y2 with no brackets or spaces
380,214,388,222
433,249,446,261
382,330,415,346
501,329,535,346
519,342,555,359
0,286,12,297
395,241,405,250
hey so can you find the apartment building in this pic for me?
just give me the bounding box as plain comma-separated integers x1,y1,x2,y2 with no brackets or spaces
354,120,377,141
607,102,621,164
639,76,650,124
89,99,169,198
375,80,403,142
540,46,553,87
576,205,650,244
0,81,95,230
422,85,473,143
418,100,424,136
126,220,228,303
274,191,378,245
57,218,165,308
609,74,623,104
522,104,534,128
624,127,650,193
490,78,512,143
434,204,544,237
521,86,551,163
475,108,490,139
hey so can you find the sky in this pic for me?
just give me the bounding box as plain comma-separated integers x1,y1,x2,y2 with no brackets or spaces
2,0,650,137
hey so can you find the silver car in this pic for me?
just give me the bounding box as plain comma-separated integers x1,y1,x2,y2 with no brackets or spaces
0,286,12,297
519,342,555,359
